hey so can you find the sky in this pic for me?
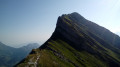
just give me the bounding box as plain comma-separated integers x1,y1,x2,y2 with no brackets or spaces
0,0,120,47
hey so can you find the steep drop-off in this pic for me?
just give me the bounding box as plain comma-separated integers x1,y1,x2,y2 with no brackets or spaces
16,12,120,67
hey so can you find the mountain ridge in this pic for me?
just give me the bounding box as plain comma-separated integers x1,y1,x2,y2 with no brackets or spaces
16,12,120,67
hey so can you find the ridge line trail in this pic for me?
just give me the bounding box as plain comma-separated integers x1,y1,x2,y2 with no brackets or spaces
27,52,40,67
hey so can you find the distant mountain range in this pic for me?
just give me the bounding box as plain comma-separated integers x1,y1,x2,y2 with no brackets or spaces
0,42,39,67
17,12,120,67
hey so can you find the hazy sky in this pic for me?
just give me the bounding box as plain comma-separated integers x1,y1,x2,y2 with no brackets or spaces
0,0,120,47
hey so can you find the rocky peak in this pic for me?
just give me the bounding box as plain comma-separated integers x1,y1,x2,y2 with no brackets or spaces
56,12,85,27
55,12,120,49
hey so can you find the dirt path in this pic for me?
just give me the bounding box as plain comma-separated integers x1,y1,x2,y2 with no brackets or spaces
27,54,40,67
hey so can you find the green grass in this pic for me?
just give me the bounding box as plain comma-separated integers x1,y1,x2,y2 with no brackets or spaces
48,39,108,67
17,39,109,67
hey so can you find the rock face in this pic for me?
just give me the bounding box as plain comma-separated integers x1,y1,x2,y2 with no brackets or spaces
16,12,120,67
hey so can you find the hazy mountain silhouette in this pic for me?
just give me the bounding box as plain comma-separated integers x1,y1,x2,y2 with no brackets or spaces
0,42,39,67
16,12,120,67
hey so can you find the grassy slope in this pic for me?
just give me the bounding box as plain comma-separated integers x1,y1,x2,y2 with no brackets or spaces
17,39,120,67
